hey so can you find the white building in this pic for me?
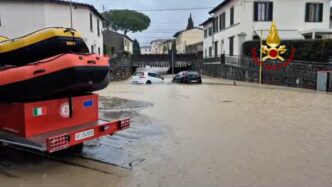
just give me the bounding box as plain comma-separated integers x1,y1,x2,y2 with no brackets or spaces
150,39,168,54
0,0,104,54
141,46,152,55
173,27,203,54
201,0,332,58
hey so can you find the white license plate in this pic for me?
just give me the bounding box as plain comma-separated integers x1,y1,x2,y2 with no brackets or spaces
75,129,95,141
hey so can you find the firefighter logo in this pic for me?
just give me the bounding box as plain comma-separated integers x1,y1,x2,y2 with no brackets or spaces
261,21,287,61
251,21,296,70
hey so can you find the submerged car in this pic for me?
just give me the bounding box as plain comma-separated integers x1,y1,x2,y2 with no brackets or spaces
131,71,165,84
172,71,202,84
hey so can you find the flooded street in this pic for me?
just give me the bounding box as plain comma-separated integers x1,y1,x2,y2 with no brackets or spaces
1,77,332,187
99,77,332,187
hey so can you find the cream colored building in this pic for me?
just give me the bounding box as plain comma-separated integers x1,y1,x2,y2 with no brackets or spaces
0,0,104,54
157,39,174,54
173,27,203,54
123,36,133,54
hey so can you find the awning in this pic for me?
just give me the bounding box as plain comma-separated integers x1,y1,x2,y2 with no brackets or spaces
254,30,304,40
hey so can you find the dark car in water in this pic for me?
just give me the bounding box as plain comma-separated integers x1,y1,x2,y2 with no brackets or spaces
172,71,202,84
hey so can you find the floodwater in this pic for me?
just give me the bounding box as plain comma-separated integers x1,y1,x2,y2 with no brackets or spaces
1,77,332,187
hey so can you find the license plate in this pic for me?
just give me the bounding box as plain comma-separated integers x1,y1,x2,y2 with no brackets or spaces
75,129,95,141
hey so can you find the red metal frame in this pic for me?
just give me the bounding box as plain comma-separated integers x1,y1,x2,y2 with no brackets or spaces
0,94,130,153
46,118,130,153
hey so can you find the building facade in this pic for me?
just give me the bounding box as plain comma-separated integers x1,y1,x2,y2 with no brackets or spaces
201,0,332,58
185,42,203,54
150,39,167,54
0,0,104,54
140,46,152,55
158,39,175,54
173,27,203,54
103,30,133,55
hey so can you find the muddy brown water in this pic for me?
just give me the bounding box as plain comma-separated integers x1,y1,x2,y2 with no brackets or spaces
1,77,332,187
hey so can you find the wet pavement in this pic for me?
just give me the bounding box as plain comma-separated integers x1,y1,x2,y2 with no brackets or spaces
1,76,332,187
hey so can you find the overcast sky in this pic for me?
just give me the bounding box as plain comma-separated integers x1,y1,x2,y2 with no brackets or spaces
79,0,219,46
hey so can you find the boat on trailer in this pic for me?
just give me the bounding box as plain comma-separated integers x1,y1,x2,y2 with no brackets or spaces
0,27,89,66
0,53,110,102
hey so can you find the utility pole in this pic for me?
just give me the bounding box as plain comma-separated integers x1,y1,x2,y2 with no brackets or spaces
69,0,73,29
259,30,263,84
172,50,175,76
171,41,176,77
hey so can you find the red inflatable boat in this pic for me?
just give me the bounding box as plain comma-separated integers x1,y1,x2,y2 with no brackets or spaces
0,54,110,102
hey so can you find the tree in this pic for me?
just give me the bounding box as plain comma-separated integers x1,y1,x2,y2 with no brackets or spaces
186,14,194,30
103,10,151,36
133,39,141,56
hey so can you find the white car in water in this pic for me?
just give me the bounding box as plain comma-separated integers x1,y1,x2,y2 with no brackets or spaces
131,71,165,84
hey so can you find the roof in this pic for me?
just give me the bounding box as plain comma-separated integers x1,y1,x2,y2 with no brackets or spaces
161,39,175,44
173,27,203,37
209,0,233,14
1,0,104,20
199,17,214,26
150,39,169,44
103,30,134,42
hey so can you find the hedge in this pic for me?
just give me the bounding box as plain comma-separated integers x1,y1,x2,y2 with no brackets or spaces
242,39,332,63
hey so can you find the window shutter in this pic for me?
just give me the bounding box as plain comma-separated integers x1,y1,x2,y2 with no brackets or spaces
230,7,234,25
219,15,222,30
254,2,258,21
305,3,310,22
268,2,273,21
224,13,226,28
318,3,323,22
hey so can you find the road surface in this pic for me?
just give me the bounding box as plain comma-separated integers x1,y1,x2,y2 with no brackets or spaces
1,77,332,187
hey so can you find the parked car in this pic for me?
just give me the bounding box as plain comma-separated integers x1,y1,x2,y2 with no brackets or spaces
172,71,202,84
131,71,165,84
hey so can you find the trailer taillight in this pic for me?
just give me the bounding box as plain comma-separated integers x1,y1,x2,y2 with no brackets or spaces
119,118,130,130
47,134,70,153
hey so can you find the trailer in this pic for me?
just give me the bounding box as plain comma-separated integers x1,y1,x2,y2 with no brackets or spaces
0,93,130,153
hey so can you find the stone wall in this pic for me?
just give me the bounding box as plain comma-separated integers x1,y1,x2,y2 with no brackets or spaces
203,58,332,89
109,57,133,81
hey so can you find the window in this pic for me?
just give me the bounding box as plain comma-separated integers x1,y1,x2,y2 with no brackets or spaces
230,6,234,25
0,16,2,27
219,13,226,30
134,72,144,76
91,45,94,53
97,19,100,36
204,29,208,38
90,13,93,32
205,49,207,57
229,36,234,56
254,2,273,21
305,3,323,22
209,47,212,57
214,41,218,57
98,47,101,54
208,26,213,36
213,17,219,33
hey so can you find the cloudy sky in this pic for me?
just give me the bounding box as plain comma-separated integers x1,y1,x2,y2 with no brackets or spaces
79,0,219,46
